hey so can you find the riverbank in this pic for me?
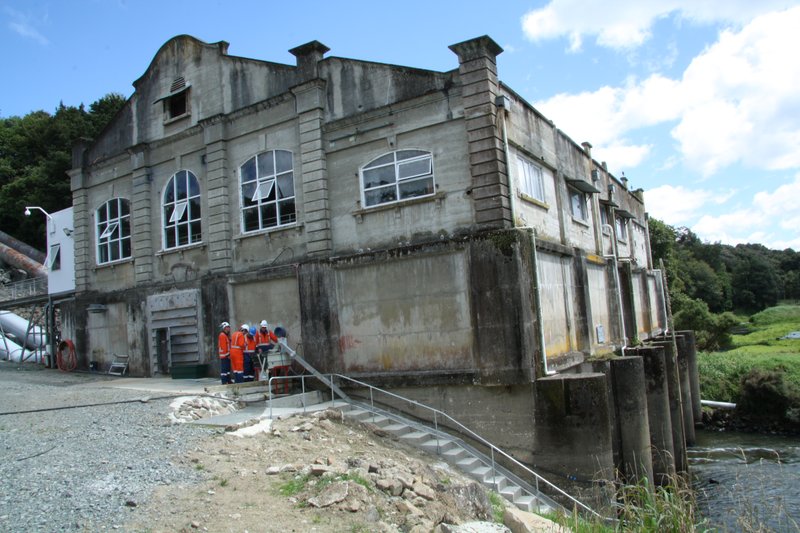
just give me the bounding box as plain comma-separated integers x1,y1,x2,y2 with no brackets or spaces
697,305,800,435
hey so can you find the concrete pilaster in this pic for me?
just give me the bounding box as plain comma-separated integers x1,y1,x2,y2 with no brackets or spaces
292,80,331,257
649,339,688,473
628,345,675,485
449,36,511,229
204,120,232,273
533,373,615,510
70,181,90,292
678,330,702,425
131,151,153,284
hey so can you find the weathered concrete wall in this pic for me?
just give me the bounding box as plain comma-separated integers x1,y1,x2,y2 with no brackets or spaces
537,251,576,358
230,275,302,344
586,259,613,353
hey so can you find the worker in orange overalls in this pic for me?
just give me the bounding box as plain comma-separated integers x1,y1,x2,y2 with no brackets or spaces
244,326,257,382
230,323,247,384
218,322,232,385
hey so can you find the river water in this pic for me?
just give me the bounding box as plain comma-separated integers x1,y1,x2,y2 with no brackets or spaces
689,429,800,531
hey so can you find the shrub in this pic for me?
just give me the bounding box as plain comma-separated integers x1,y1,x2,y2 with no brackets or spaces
737,368,791,418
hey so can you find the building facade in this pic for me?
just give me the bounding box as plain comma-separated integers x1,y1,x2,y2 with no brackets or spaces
65,35,670,500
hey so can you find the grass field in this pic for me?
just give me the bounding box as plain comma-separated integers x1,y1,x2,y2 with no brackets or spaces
697,305,800,405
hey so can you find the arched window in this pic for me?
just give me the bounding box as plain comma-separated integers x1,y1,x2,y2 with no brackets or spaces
96,198,131,264
360,150,434,208
163,170,201,249
240,150,296,233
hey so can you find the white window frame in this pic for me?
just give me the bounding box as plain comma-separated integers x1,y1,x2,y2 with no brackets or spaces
569,187,589,222
46,243,61,271
162,170,202,250
516,156,546,202
239,150,296,233
96,198,131,265
615,215,628,242
360,150,435,208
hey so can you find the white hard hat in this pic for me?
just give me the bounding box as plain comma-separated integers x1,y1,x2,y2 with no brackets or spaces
260,320,268,328
220,322,230,329
240,323,249,330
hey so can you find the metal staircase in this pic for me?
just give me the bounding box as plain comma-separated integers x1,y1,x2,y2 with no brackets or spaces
273,339,602,520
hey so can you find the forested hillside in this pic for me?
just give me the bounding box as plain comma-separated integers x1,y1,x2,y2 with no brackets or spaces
649,218,800,349
0,94,126,250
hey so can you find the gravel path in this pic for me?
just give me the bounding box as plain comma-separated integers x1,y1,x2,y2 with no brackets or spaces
0,363,216,532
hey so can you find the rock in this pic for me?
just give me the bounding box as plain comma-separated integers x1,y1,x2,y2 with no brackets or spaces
190,521,200,529
396,499,425,517
310,465,332,476
365,505,381,523
376,478,404,496
412,481,436,500
308,481,349,508
503,507,566,533
368,463,380,473
124,499,137,507
265,466,281,475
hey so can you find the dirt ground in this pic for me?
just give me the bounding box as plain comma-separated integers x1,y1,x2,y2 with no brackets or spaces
120,407,536,533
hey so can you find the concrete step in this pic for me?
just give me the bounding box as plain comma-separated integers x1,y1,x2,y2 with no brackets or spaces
342,408,371,421
499,483,522,501
513,494,537,512
487,475,509,491
398,431,432,445
470,465,492,482
420,438,457,454
383,423,413,437
456,456,482,471
441,446,468,462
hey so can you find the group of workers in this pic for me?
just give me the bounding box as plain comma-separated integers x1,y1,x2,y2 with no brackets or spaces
217,320,279,384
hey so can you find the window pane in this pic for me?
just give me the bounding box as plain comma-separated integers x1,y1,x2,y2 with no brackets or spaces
257,152,274,178
398,158,431,180
176,172,187,200
363,166,396,189
241,157,256,183
166,227,176,248
110,243,120,262
189,197,201,220
396,150,427,161
261,203,277,228
164,204,172,224
364,153,394,169
190,221,202,242
177,225,189,246
170,201,188,223
99,244,109,264
121,237,131,258
188,172,199,197
120,200,129,216
253,179,275,203
279,199,296,225
164,178,175,204
243,207,259,232
242,181,257,208
275,150,293,173
399,177,434,199
277,174,294,199
97,205,107,223
120,218,130,238
109,199,119,219
364,186,396,207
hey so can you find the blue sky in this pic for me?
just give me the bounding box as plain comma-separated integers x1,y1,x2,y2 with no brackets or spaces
2,0,799,250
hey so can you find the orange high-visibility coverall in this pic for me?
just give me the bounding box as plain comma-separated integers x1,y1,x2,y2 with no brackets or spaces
230,330,246,374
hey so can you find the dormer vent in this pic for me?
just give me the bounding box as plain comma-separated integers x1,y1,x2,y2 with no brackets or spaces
170,77,186,93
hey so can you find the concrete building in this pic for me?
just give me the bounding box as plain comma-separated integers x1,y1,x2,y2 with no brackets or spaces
65,35,674,504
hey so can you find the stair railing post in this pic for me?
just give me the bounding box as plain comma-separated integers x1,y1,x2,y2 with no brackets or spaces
369,387,375,423
434,411,440,454
491,448,496,488
329,374,335,406
268,377,274,420
301,375,306,411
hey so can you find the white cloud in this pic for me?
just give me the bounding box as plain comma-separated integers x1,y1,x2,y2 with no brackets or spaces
521,0,793,51
678,175,800,249
644,184,733,225
533,6,800,177
4,7,49,46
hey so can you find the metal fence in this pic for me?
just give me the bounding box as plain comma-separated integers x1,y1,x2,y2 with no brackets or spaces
0,277,47,303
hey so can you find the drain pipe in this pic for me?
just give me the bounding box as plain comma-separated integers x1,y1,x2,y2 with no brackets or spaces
603,223,628,354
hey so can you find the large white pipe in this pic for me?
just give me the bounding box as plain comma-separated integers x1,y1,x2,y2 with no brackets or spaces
0,310,45,348
0,335,26,362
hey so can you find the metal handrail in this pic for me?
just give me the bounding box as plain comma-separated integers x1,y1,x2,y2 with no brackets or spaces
328,373,602,519
263,344,601,519
0,276,47,302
